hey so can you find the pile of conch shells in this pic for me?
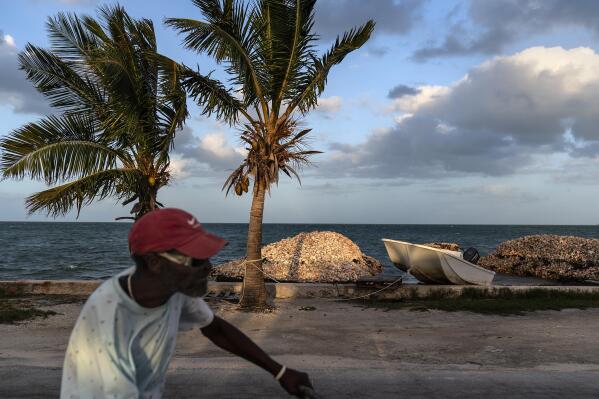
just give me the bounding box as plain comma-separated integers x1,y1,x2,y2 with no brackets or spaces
479,235,599,281
213,231,383,283
421,242,461,251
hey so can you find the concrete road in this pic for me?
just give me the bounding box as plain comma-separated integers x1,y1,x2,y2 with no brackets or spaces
1,298,598,398
0,364,597,398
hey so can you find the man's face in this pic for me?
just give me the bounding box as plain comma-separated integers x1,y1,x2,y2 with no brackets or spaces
150,252,213,297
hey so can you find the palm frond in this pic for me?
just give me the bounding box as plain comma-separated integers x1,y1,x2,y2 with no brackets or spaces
0,114,130,184
165,1,267,109
26,167,142,217
290,20,374,115
152,54,190,161
46,11,100,63
180,66,245,123
3,5,189,219
18,44,107,113
258,0,317,114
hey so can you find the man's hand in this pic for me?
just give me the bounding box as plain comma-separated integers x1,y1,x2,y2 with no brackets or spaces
278,368,313,397
202,318,315,397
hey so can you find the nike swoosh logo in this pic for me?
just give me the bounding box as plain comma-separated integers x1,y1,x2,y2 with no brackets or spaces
187,217,196,226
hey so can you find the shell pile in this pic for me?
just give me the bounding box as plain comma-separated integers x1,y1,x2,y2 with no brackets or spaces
479,234,599,281
213,231,383,283
422,242,461,251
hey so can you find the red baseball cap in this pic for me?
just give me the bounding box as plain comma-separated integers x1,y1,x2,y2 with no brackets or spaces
128,208,227,259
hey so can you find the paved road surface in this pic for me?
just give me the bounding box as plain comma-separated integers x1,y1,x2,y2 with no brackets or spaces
0,298,598,398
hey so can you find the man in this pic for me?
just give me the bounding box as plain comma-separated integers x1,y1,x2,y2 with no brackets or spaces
61,208,312,398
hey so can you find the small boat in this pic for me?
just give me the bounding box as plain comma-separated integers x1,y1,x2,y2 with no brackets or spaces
382,239,495,285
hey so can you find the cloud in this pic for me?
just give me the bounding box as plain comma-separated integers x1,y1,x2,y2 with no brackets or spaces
364,45,389,57
424,184,543,202
551,157,599,185
387,84,420,99
315,96,342,114
168,155,194,182
321,46,599,179
413,0,599,61
387,85,449,113
4,34,14,47
314,0,425,41
173,126,244,173
0,31,51,115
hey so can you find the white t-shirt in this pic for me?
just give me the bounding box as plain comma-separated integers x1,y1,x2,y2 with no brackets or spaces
60,267,214,399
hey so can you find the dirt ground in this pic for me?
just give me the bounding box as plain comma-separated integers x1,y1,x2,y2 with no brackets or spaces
1,298,598,398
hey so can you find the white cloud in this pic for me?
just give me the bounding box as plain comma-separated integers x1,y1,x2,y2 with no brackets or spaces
4,34,14,47
168,156,193,181
388,85,449,114
323,46,599,179
200,133,238,159
316,96,342,114
173,126,244,173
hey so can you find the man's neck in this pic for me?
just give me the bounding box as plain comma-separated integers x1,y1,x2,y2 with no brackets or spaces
119,270,173,308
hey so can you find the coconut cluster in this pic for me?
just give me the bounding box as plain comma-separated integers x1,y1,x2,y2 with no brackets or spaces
479,234,599,281
213,231,383,283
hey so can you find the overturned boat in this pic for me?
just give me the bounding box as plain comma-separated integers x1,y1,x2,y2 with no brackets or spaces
382,239,495,285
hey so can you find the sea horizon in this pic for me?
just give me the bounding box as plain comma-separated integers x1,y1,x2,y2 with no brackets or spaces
1,220,598,226
1,222,598,281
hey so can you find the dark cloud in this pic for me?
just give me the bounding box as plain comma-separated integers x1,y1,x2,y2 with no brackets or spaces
0,32,51,115
388,84,419,99
322,116,532,179
314,0,425,41
413,0,599,61
365,45,389,57
319,47,599,179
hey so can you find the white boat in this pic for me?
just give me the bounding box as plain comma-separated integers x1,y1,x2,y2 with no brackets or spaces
382,238,495,285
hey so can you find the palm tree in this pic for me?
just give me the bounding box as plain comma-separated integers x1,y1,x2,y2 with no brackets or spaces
0,5,191,219
167,0,374,309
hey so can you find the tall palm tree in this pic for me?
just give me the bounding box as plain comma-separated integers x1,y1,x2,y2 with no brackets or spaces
167,0,374,309
0,5,191,219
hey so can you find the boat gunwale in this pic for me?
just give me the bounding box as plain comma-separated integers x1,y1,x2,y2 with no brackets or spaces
381,238,496,276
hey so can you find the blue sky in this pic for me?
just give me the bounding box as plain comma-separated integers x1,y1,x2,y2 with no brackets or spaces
2,0,599,224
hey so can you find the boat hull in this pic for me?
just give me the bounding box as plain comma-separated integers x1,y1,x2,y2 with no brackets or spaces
382,239,495,285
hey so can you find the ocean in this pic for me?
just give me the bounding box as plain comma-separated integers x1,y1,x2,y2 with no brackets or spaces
1,222,598,280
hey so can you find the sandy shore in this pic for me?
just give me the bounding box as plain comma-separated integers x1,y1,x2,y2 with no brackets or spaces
1,297,599,398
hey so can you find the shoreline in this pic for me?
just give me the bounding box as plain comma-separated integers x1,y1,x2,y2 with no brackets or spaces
2,279,599,299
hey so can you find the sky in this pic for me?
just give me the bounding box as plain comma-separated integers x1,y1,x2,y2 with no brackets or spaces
1,0,599,224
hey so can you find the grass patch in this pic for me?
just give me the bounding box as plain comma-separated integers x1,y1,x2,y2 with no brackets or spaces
355,288,599,315
0,289,84,324
0,300,57,324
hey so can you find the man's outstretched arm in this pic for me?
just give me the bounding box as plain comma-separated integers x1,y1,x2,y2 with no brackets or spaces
201,316,312,396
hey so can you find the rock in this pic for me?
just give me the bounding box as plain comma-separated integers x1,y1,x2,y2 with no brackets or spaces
479,234,599,281
213,231,383,283
422,242,461,251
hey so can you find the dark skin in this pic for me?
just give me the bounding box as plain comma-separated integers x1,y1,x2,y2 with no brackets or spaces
118,252,313,397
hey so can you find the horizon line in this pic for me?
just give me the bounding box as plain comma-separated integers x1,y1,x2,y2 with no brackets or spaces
0,220,598,227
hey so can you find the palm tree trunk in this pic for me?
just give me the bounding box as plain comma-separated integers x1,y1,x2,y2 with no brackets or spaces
149,185,157,211
240,179,268,309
